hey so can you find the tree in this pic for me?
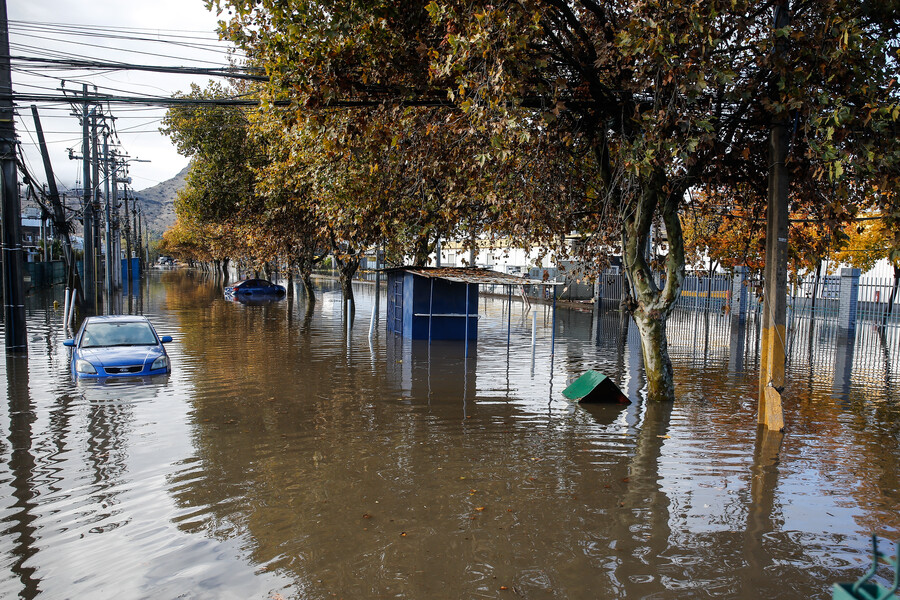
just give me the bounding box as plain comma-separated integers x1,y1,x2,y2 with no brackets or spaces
834,214,900,318
211,0,900,400
162,81,332,289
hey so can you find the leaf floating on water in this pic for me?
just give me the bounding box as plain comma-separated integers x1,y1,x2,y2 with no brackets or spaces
475,506,485,511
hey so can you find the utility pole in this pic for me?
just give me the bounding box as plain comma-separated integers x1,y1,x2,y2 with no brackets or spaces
0,0,26,352
123,185,132,285
110,154,121,289
139,207,148,267
133,204,141,272
103,127,113,299
759,0,789,431
91,106,102,313
0,0,24,351
81,84,95,312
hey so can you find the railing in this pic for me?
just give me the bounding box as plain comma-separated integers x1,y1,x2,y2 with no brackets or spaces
674,273,732,312
857,276,900,325
790,275,841,320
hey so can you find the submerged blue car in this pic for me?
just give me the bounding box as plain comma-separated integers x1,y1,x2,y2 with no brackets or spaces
64,315,173,378
224,278,286,299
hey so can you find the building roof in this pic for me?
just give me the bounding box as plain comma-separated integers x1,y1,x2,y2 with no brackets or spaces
382,266,563,286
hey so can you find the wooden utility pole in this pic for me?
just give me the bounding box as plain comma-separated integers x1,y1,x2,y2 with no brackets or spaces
0,0,26,352
759,0,789,431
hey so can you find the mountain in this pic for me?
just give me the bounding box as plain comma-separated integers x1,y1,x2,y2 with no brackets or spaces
132,165,189,236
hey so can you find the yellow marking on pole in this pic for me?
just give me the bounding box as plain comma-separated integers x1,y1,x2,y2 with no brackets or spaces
759,323,786,429
763,385,785,431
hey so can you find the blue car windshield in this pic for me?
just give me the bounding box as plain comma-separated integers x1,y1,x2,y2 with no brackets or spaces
81,322,158,348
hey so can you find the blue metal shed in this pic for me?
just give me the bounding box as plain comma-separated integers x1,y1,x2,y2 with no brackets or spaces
384,267,557,345
386,268,478,341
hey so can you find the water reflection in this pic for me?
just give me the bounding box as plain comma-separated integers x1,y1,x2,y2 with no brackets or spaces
0,270,897,599
743,427,784,591
4,355,40,598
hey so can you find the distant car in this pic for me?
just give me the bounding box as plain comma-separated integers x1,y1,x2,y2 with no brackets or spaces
64,315,172,378
224,278,286,299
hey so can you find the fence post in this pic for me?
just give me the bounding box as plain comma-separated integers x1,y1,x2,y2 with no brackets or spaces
838,268,861,333
731,266,748,321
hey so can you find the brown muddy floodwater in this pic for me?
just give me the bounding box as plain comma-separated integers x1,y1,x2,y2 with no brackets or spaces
0,269,897,599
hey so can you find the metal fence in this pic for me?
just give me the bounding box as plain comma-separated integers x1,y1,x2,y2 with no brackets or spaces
674,273,732,312
597,269,734,313
593,268,900,386
24,260,66,290
856,277,900,325
789,275,841,320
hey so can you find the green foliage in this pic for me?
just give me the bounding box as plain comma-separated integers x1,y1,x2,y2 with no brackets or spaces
197,0,900,399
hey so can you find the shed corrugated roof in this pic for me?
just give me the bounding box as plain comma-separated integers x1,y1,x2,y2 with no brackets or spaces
382,267,562,286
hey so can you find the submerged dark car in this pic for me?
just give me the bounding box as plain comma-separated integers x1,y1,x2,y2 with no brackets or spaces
224,278,286,299
64,315,173,378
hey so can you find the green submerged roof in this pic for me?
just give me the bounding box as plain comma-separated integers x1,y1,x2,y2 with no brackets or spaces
562,370,611,401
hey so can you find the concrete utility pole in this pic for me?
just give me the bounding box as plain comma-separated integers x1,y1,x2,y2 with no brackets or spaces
81,85,95,312
134,204,142,270
110,152,119,289
0,0,26,352
123,186,132,284
91,107,102,312
759,0,789,431
103,128,113,299
140,208,148,266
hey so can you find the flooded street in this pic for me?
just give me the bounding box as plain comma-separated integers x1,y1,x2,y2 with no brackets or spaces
0,269,898,599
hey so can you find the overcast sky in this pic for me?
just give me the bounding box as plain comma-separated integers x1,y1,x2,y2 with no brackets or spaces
10,0,237,193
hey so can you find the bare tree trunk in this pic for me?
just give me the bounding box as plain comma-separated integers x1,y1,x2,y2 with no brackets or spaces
338,258,359,304
412,229,435,267
621,170,686,401
886,263,899,320
705,259,718,311
301,272,315,304
810,260,822,313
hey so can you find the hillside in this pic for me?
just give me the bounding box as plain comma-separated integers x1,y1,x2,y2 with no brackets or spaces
132,164,189,237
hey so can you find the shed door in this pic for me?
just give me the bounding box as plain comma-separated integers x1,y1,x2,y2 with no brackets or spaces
390,276,403,334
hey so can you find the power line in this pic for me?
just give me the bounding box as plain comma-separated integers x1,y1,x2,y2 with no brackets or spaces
10,55,265,81
9,19,228,39
9,20,240,55
11,32,237,66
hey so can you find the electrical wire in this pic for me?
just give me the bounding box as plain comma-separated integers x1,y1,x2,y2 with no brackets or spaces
9,20,240,55
12,32,236,66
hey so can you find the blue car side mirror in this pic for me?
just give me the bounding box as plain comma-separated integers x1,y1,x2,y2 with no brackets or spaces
63,339,75,347
160,336,173,343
